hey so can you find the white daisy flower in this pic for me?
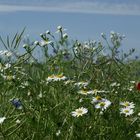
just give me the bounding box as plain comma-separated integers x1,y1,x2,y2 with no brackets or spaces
46,75,55,82
46,74,67,82
95,99,111,111
120,101,135,109
78,89,94,95
0,117,6,124
54,75,67,81
136,133,140,138
120,108,134,117
71,107,88,117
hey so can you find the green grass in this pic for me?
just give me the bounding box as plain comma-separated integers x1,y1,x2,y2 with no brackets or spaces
0,26,140,140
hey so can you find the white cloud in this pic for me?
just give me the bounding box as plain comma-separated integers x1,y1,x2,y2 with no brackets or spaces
0,1,140,15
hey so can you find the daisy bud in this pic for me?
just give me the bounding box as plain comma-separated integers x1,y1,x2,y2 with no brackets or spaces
46,30,51,34
63,33,68,39
101,33,106,39
57,25,62,30
23,44,28,48
34,41,39,45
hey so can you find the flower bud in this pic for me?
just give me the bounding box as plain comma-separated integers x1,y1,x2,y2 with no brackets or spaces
57,25,62,30
34,41,39,45
46,30,51,34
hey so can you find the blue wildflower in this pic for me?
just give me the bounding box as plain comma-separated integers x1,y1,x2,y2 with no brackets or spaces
10,98,23,109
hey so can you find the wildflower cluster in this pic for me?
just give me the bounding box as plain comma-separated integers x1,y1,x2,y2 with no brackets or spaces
0,26,139,139
91,96,111,112
120,101,135,117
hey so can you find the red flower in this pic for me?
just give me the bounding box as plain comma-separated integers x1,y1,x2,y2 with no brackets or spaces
136,82,140,91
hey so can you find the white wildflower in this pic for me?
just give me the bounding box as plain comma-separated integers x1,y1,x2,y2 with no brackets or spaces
34,41,39,45
120,108,134,117
16,119,21,124
71,107,88,117
78,89,95,95
120,101,135,109
136,133,140,138
46,30,51,34
95,99,111,111
46,74,67,82
0,117,6,124
40,40,52,47
63,33,68,39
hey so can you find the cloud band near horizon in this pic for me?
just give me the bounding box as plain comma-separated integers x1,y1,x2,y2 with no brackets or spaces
0,1,140,16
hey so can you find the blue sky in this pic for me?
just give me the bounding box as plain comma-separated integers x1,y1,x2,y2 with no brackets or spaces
0,0,140,57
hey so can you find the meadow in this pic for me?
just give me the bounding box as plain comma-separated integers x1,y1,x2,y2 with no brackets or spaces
0,26,140,140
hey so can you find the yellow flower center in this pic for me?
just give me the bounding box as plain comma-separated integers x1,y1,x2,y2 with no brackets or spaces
49,75,55,78
99,102,106,107
124,103,130,107
77,110,83,115
56,74,63,78
96,96,102,100
124,110,129,113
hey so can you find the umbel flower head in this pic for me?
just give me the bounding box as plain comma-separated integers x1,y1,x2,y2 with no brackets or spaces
10,98,23,109
71,107,88,117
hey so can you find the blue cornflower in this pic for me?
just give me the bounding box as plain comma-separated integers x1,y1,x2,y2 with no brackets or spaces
10,98,23,109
